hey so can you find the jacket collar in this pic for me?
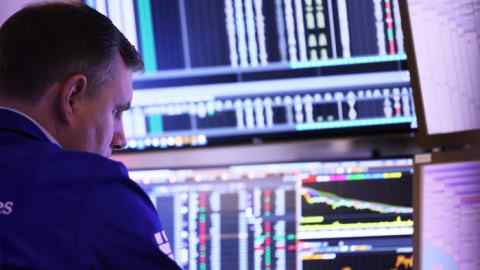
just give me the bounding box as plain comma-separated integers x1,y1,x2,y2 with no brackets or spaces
0,108,59,145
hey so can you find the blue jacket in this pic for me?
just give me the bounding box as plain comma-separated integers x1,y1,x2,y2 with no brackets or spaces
0,109,181,270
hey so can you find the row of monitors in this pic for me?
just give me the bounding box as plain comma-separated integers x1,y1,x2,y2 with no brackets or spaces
86,0,480,151
129,156,480,270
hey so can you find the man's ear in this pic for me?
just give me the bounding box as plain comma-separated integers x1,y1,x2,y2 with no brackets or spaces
57,74,88,125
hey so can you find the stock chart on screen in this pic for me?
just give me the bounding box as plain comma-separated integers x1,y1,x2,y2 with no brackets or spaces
129,158,414,270
406,0,480,137
86,0,417,150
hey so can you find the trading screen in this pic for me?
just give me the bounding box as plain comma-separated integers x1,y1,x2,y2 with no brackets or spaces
129,158,414,270
419,161,480,270
86,0,417,150
406,0,480,136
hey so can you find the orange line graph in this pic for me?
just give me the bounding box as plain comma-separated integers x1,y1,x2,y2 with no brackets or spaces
392,255,413,270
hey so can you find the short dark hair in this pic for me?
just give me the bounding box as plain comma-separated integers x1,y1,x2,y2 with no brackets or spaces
0,2,143,102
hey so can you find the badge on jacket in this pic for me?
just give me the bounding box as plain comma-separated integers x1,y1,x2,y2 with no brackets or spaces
155,230,174,260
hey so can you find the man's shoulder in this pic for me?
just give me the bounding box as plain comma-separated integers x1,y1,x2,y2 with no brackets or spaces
52,150,152,202
54,149,129,178
59,151,155,208
42,148,160,234
27,144,148,201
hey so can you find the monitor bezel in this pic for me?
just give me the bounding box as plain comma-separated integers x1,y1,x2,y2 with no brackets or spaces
114,134,422,170
400,0,480,149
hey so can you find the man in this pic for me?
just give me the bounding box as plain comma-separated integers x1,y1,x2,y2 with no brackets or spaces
0,2,181,269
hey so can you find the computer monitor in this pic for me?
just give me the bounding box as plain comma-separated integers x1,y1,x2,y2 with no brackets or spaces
402,0,480,147
415,152,480,270
86,0,417,151
129,157,414,270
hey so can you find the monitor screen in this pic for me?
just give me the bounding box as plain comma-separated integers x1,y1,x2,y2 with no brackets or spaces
404,0,480,140
417,160,480,270
86,0,417,151
129,158,414,270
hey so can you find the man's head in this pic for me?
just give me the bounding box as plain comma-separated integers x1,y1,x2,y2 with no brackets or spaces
0,2,143,157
